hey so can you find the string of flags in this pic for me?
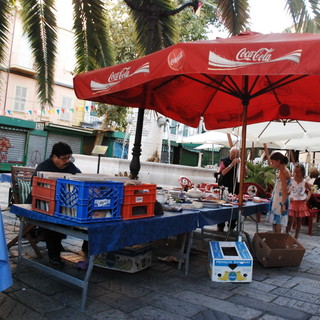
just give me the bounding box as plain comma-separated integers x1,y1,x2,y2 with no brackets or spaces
2,105,98,116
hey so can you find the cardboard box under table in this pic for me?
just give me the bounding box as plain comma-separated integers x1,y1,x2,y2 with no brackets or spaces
208,241,253,282
94,244,152,273
252,232,305,267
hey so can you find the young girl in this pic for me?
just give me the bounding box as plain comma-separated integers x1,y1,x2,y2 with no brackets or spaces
286,163,311,239
267,152,291,233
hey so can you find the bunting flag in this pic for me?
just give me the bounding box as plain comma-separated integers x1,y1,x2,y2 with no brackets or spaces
3,103,90,117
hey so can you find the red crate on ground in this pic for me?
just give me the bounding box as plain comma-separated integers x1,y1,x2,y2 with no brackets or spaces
31,177,57,216
121,184,156,220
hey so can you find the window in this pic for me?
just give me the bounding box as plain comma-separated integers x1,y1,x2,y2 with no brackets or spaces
13,86,27,112
60,96,73,121
170,120,178,134
183,125,189,137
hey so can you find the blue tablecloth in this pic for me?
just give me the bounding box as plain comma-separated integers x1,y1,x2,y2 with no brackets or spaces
0,209,13,292
197,201,269,228
10,202,269,256
10,205,199,255
0,173,11,183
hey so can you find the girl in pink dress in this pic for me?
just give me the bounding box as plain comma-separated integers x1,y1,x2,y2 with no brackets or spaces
286,163,312,239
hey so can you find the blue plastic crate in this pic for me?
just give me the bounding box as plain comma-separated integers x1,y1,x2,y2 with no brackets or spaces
55,178,124,223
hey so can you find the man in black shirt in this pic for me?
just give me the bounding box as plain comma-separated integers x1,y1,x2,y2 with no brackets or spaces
28,142,81,266
217,146,240,232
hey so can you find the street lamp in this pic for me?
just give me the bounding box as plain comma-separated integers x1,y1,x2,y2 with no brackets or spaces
124,0,200,179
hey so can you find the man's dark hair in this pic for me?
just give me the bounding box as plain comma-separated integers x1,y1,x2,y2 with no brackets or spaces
50,142,73,157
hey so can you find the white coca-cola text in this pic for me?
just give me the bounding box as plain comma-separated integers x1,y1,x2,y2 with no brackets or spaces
236,48,274,62
108,67,131,82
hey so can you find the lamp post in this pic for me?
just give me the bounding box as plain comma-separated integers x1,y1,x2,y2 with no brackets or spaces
124,0,200,179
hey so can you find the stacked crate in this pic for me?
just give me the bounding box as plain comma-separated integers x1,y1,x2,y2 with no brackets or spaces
32,177,124,223
121,184,156,220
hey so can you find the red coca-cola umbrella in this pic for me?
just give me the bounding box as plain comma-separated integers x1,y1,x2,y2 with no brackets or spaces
74,32,320,239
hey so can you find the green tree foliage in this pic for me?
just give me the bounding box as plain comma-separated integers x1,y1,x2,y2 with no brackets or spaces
245,162,276,190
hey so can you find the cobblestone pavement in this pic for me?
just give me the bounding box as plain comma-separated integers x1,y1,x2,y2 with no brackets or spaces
1,182,320,320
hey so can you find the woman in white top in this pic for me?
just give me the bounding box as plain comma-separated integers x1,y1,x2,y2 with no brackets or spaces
286,163,312,239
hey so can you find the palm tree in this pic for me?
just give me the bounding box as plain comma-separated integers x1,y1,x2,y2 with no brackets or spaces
0,0,114,108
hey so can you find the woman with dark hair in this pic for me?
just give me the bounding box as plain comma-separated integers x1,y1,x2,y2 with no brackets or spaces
266,152,291,233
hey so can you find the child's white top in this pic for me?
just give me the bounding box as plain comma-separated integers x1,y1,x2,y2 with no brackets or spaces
290,178,307,201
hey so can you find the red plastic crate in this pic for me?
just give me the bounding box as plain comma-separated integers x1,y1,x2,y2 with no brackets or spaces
32,197,56,216
123,184,156,205
31,177,57,216
122,202,155,220
121,184,156,220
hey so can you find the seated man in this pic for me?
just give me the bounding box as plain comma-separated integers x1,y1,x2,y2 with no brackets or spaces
27,142,81,266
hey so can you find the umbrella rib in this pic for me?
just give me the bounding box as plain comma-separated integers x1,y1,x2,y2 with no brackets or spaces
251,74,308,99
199,74,243,98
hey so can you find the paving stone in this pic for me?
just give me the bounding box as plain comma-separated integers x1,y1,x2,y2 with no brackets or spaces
8,288,64,314
173,290,263,319
191,309,243,320
143,292,206,318
257,315,289,320
92,307,133,320
228,294,309,320
45,307,95,320
130,305,189,320
272,290,320,313
273,287,320,305
263,275,296,288
0,294,44,320
96,291,146,313
231,286,277,302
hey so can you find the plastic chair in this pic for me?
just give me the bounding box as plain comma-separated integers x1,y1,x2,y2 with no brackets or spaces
178,176,194,190
304,195,320,236
7,166,43,258
243,182,270,198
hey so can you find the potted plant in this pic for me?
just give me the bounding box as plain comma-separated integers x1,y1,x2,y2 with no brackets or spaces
245,162,276,193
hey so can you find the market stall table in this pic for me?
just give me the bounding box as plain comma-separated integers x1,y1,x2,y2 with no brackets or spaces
10,204,199,310
198,201,269,250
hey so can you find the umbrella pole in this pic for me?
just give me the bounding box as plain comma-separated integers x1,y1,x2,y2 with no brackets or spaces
236,83,249,242
129,108,145,179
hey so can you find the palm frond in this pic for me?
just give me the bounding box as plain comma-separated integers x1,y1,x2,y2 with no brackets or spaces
125,0,178,56
217,0,250,36
73,0,115,74
0,0,12,66
285,0,320,33
20,0,57,107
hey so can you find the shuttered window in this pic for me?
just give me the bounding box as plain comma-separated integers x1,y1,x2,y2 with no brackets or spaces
13,85,27,112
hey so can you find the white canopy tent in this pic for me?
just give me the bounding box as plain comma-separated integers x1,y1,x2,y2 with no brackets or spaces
218,120,320,145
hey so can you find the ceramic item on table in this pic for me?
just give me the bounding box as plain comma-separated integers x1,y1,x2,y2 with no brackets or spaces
157,190,169,204
186,187,203,199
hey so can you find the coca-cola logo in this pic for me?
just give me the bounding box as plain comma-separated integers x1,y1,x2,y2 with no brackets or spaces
108,67,131,82
236,48,274,62
168,49,185,70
